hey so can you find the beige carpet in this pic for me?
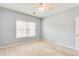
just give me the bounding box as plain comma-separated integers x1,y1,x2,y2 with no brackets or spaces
0,40,79,56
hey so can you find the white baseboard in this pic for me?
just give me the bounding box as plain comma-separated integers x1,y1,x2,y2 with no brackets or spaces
45,39,79,51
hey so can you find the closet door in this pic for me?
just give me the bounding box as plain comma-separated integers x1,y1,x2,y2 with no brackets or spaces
75,17,79,49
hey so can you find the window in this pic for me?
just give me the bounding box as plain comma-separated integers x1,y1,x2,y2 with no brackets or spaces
16,20,36,38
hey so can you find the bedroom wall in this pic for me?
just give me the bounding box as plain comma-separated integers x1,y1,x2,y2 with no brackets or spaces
0,7,41,47
42,6,79,48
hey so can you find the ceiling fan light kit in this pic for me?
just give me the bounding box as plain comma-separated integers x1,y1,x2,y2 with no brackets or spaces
32,3,50,14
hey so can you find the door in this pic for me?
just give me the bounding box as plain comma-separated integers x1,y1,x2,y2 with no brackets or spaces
75,17,79,49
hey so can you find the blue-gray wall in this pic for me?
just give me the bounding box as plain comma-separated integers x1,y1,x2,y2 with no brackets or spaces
42,6,79,48
0,7,41,47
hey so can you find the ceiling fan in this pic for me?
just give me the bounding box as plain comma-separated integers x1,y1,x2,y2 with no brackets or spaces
32,3,52,14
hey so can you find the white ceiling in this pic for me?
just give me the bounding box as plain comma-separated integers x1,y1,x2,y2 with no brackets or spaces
0,3,79,18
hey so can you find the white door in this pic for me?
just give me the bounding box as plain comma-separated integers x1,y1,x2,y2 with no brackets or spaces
75,17,79,49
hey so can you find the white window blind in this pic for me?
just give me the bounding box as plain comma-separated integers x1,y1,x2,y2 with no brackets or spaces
16,20,36,38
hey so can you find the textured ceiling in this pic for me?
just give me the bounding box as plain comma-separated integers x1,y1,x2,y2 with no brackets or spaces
0,3,79,18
